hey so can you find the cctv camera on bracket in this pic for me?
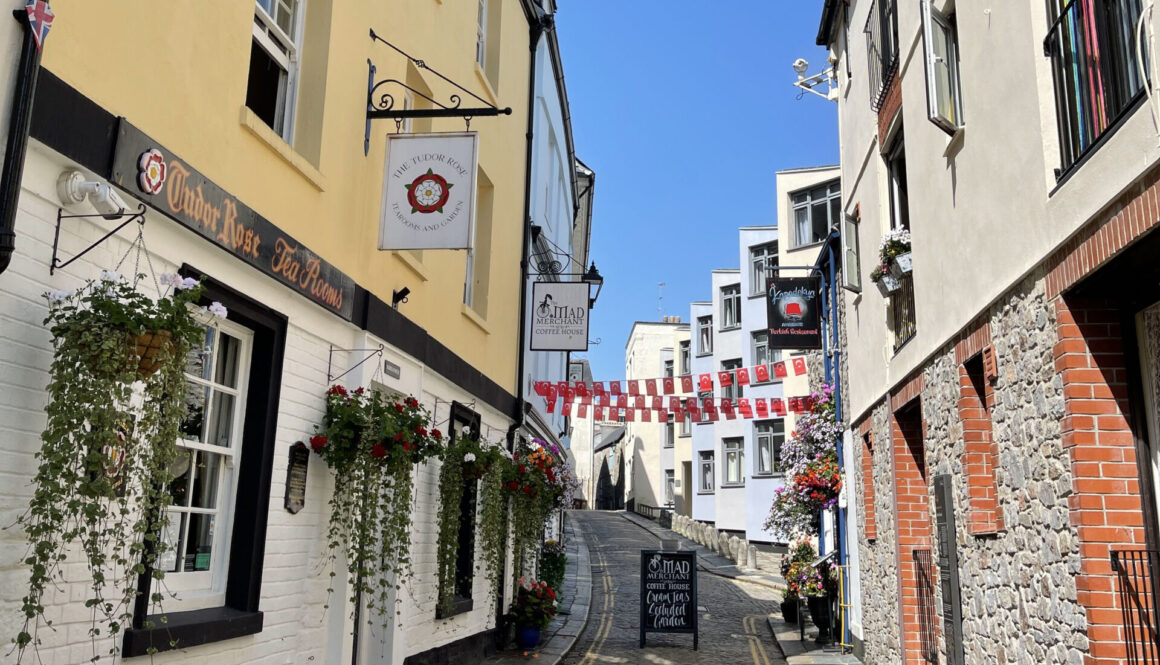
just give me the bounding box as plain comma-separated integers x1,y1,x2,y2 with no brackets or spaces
57,170,128,220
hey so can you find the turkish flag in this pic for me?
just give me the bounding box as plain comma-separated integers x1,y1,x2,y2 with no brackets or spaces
773,362,788,379
755,398,769,417
652,396,663,411
681,375,694,393
702,397,715,411
669,396,682,412
576,382,588,397
658,410,669,423
625,409,635,422
718,370,733,387
641,409,651,422
547,385,558,402
673,408,685,422
685,397,698,411
617,394,627,408
593,382,605,396
594,406,605,420
788,397,803,413
699,374,713,391
736,368,751,386
610,381,622,395
557,381,569,396
720,399,734,414
562,401,572,416
634,395,645,410
628,380,640,396
792,357,807,376
802,395,815,412
738,398,752,418
706,409,719,422
663,377,675,395
577,403,587,418
546,396,556,413
533,381,549,396
724,409,737,420
755,364,770,383
771,398,786,415
646,380,658,396
563,385,575,402
599,394,610,406
581,394,592,405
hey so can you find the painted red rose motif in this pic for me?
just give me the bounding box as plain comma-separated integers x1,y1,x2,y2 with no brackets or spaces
404,168,453,214
136,148,167,195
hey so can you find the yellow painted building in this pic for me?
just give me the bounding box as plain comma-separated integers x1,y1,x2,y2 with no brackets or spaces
0,1,561,663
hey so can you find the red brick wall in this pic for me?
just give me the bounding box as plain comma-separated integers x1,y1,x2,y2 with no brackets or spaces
862,431,877,541
878,75,903,143
1056,297,1147,665
892,401,932,665
959,353,1004,536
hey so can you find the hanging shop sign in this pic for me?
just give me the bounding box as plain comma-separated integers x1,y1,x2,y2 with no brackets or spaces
766,275,822,350
379,132,478,250
530,281,591,352
639,549,698,650
110,121,356,320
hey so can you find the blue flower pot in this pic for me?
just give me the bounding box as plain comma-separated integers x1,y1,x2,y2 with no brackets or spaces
515,626,541,649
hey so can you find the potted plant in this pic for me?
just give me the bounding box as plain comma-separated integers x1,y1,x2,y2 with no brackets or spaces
311,386,444,629
539,540,567,593
870,263,902,296
881,227,913,278
507,577,557,649
778,539,817,625
805,562,837,644
15,270,223,663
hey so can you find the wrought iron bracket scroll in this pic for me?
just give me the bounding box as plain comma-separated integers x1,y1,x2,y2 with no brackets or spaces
327,344,385,384
50,203,147,275
365,29,512,154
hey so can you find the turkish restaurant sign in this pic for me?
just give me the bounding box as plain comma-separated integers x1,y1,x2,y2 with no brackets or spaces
379,132,478,250
766,275,822,350
111,121,355,320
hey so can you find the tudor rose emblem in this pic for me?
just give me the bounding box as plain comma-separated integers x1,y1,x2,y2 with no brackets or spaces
137,149,167,195
404,168,453,214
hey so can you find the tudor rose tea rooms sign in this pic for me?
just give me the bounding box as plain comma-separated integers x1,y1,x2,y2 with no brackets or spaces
380,133,478,251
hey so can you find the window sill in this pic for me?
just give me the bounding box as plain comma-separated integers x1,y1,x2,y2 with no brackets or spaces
789,240,826,252
719,325,741,332
720,483,745,489
395,250,431,282
942,124,966,158
122,607,263,657
435,596,474,619
695,352,713,358
239,107,327,192
697,490,715,495
752,472,784,479
461,303,491,334
474,64,499,106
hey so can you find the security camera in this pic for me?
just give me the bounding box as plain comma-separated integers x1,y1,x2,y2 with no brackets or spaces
57,170,128,220
792,58,810,79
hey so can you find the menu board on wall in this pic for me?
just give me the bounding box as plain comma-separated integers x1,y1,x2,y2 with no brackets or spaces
639,549,698,650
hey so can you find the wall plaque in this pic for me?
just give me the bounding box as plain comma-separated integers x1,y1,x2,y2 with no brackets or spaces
639,549,698,650
285,442,309,514
933,474,965,665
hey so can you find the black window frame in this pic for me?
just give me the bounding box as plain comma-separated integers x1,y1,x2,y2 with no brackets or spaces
437,401,483,618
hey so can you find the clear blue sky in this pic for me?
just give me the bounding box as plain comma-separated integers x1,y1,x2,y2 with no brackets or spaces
554,2,839,381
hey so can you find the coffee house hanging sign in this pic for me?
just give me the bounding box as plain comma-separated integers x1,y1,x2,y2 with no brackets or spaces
379,132,478,251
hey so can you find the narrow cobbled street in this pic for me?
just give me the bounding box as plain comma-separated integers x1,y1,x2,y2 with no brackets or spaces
562,511,786,665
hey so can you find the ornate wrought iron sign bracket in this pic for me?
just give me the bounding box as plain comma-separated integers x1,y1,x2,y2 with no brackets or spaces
365,29,512,155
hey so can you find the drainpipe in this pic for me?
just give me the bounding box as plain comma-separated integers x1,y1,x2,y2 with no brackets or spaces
827,236,850,649
509,7,550,445
0,10,43,277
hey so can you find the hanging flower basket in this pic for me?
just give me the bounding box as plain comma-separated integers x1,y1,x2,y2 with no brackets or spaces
889,251,913,279
132,329,174,378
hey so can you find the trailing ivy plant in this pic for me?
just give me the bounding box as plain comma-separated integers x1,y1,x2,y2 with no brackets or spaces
15,271,221,663
310,387,442,628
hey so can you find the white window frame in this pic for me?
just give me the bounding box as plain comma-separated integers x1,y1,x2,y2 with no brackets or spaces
697,316,713,355
721,359,743,400
680,413,691,437
752,331,782,381
721,285,741,329
791,180,841,248
841,212,862,293
664,359,674,379
754,420,785,476
750,243,777,296
887,134,909,232
664,470,675,505
476,0,488,68
665,422,675,448
156,318,253,610
722,438,744,487
698,451,715,494
921,1,964,133
252,0,304,142
679,340,691,375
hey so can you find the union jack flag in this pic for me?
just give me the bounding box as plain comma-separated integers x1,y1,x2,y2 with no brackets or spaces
25,0,53,51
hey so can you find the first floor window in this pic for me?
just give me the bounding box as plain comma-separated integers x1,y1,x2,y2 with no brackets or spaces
665,422,675,447
792,179,841,248
755,420,785,475
665,470,675,505
722,438,744,486
679,340,691,375
162,319,252,603
680,413,691,437
698,316,713,354
698,452,714,493
750,242,777,296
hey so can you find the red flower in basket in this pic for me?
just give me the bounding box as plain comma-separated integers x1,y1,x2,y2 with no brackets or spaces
432,429,442,440
328,385,348,397
394,402,404,412
406,396,419,408
371,444,387,459
403,442,413,452
518,465,527,474
395,432,405,442
506,481,519,491
309,435,327,454
415,426,427,437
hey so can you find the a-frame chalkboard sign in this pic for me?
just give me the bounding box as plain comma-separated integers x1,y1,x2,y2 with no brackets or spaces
639,549,698,649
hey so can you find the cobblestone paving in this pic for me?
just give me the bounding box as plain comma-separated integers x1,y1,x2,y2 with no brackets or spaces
561,511,786,665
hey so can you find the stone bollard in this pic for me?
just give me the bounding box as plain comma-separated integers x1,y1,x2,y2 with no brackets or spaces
728,536,740,560
747,544,758,569
697,524,706,546
719,532,729,556
710,529,720,553
735,539,746,566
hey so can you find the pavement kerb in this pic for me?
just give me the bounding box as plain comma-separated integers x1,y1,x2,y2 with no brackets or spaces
614,510,787,593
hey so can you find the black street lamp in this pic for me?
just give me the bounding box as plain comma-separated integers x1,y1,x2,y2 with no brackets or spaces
583,262,604,309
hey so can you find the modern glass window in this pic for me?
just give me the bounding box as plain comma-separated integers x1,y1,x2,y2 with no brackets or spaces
792,180,841,248
697,316,713,355
248,0,303,141
721,285,741,329
679,340,691,375
664,359,674,378
722,438,744,487
721,359,743,400
750,242,778,296
1045,0,1147,174
698,451,714,493
161,320,252,602
755,420,785,476
680,413,691,437
665,422,675,448
752,331,782,380
665,470,675,505
921,2,963,133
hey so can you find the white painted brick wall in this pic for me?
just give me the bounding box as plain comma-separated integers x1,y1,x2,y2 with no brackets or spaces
0,147,517,664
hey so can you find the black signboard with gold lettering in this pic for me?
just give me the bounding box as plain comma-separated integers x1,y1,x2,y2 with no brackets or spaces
766,275,822,350
110,121,355,320
639,549,698,650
